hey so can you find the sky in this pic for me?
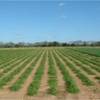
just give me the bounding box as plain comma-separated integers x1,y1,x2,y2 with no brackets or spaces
0,0,100,43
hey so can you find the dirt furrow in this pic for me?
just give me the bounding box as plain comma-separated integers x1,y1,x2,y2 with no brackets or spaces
0,56,28,79
4,56,37,89
0,56,31,100
51,50,66,99
19,51,45,99
37,50,49,96
0,51,44,100
57,50,100,90
54,50,100,100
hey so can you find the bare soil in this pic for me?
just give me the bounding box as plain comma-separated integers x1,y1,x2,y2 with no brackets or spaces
0,50,99,100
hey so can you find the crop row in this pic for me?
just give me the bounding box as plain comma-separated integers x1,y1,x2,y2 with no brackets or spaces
62,49,100,73
28,51,47,95
0,56,29,78
52,51,79,93
10,50,43,91
72,47,100,57
55,50,94,86
48,51,57,95
0,54,37,89
69,49,100,67
57,49,96,75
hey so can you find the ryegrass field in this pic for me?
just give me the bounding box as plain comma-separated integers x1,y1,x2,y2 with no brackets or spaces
0,47,100,100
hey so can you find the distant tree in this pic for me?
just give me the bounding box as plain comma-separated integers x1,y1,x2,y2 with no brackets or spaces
0,42,4,48
70,43,76,46
15,42,25,47
95,41,100,46
4,42,15,48
52,41,60,46
82,42,87,46
0,41,100,48
61,43,68,46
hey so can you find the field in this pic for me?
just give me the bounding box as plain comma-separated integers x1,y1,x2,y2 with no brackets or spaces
0,47,100,100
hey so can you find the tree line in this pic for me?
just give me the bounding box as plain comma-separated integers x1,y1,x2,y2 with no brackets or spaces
0,41,100,48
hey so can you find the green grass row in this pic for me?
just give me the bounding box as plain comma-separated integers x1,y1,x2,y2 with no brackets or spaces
0,55,35,89
52,51,80,93
48,51,57,95
55,50,94,86
0,55,24,69
69,49,100,68
0,50,27,65
0,55,30,78
27,51,47,96
57,49,95,75
72,47,100,57
10,50,43,91
62,49,100,73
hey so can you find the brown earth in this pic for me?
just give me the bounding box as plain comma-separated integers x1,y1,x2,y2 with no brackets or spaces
0,49,99,100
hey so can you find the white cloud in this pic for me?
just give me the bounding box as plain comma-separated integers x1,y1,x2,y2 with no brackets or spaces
59,2,65,7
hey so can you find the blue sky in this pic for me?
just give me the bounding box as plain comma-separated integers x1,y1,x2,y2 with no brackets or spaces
0,0,100,42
